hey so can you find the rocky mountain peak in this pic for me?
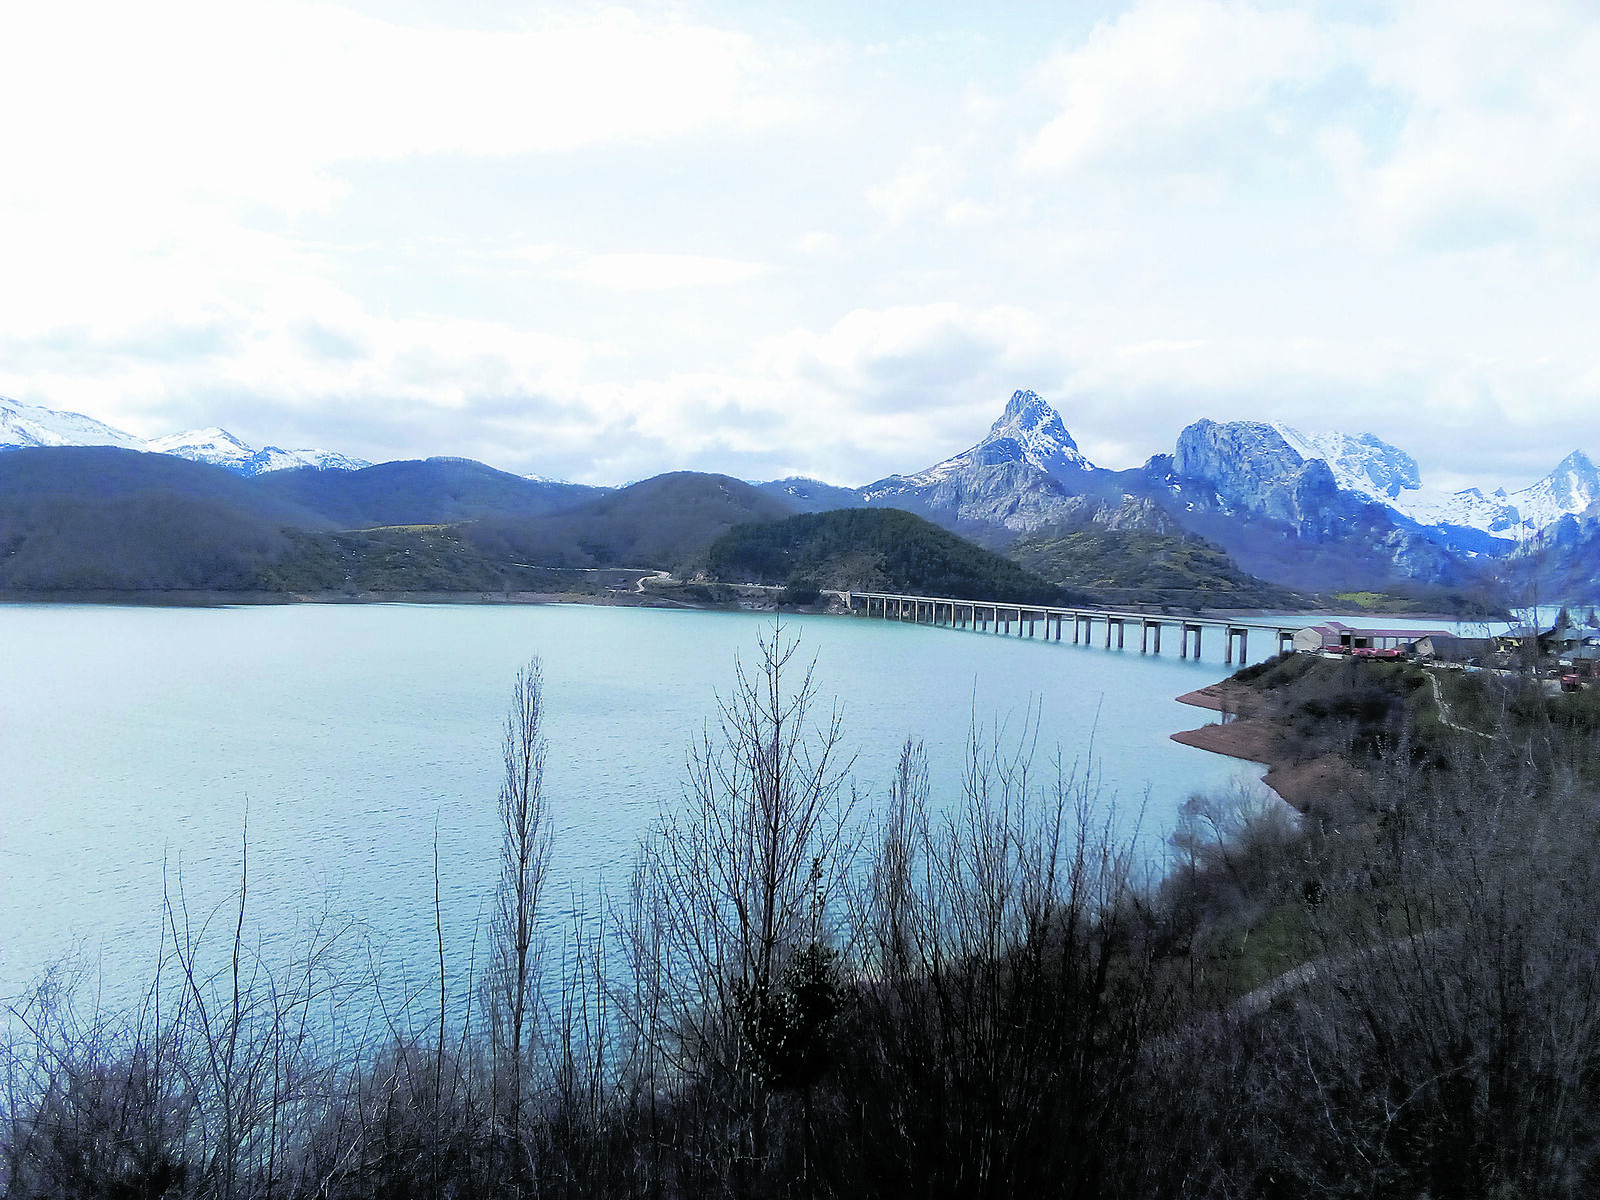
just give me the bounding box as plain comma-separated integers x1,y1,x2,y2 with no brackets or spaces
1516,450,1600,526
998,387,1059,428
1553,450,1597,483
908,389,1092,487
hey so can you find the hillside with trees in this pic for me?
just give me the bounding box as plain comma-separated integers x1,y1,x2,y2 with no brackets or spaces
465,471,795,577
250,457,603,526
0,453,786,595
1008,524,1305,609
706,507,1078,604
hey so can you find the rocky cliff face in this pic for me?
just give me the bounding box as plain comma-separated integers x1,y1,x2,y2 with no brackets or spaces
866,461,1083,535
1160,418,1471,589
1172,419,1345,534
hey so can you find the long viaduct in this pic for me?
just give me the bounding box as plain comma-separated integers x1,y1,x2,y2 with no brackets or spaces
842,590,1305,666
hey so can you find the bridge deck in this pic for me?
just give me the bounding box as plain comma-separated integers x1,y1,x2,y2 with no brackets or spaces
845,590,1304,664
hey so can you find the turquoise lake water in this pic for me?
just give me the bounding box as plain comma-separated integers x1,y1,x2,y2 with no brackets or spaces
1,601,1303,1009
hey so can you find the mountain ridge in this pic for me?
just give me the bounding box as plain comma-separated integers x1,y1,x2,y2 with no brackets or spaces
5,389,1595,601
1,396,366,477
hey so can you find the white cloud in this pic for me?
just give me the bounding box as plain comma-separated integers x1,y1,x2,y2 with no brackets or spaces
757,303,1044,404
796,231,840,256
868,145,963,225
0,2,778,214
556,253,767,292
1334,0,1600,253
1,2,1595,495
1022,0,1324,173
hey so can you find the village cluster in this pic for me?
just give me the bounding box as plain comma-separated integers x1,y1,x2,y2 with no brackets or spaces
1295,612,1600,691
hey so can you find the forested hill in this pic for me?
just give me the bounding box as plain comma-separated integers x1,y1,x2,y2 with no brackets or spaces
250,456,605,526
0,451,795,594
0,445,332,527
1010,526,1306,609
464,472,794,577
706,508,1077,605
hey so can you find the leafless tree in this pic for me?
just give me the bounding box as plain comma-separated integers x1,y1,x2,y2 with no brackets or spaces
634,624,855,1192
836,721,1168,1199
487,658,553,1186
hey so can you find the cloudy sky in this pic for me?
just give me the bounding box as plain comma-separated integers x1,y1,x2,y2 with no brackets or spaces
2,0,1596,490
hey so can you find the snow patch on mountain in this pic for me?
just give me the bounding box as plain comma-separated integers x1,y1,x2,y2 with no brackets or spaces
1272,424,1421,502
146,427,256,468
1403,486,1523,535
1268,421,1596,541
255,447,369,473
907,390,1092,486
148,428,369,475
1513,451,1600,529
1396,452,1599,539
1,395,145,451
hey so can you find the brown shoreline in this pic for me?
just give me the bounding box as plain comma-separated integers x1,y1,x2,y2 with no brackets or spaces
1172,682,1343,811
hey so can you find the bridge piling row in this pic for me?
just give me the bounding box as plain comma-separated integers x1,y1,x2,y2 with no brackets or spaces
850,591,1300,666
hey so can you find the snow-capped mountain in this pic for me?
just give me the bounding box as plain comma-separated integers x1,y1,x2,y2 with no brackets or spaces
849,390,1101,533
0,397,365,476
1,395,145,452
905,389,1094,487
1268,419,1597,542
1510,451,1600,529
148,427,368,475
1272,425,1422,503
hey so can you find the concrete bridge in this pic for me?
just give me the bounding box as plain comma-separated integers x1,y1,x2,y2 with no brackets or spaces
844,591,1304,666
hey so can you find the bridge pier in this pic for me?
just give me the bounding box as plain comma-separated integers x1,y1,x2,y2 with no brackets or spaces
1181,623,1202,659
1140,618,1156,654
1225,626,1248,666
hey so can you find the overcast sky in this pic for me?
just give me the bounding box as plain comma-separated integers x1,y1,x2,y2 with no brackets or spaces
2,0,1595,490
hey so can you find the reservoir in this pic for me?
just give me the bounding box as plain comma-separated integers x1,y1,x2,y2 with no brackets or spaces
1,601,1285,1008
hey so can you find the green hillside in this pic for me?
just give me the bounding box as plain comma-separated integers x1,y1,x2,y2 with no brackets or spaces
0,446,331,527
0,455,805,596
0,490,289,592
1008,527,1305,609
707,508,1074,604
467,472,795,576
251,457,601,526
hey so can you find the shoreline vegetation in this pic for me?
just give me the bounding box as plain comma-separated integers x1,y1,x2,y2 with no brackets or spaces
7,630,1600,1196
